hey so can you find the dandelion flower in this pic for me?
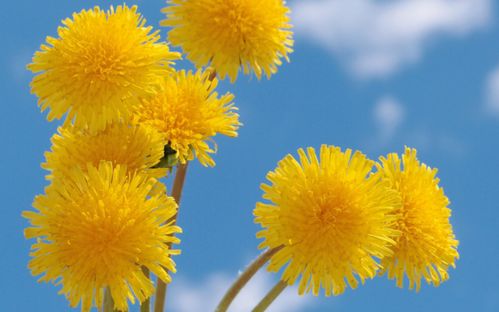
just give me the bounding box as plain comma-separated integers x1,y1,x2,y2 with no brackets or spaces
375,147,459,290
43,123,167,182
28,5,180,132
135,70,240,167
23,162,181,311
254,145,401,296
162,0,293,82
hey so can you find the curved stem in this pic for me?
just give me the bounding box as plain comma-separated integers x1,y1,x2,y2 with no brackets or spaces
215,246,283,312
154,162,189,312
252,280,287,312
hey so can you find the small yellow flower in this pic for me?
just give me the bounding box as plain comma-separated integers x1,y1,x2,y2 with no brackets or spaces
24,162,181,312
28,5,180,132
375,147,459,291
43,123,167,181
254,145,401,296
135,70,240,167
162,0,293,82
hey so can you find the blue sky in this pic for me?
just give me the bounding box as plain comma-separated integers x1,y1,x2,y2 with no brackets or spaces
1,0,499,311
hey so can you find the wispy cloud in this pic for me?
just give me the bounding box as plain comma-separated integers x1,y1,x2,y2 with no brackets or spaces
168,270,314,312
485,65,499,116
292,0,491,78
365,96,467,159
8,50,32,84
403,128,468,160
373,95,405,142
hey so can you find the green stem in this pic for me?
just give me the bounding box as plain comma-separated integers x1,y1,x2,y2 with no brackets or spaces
252,280,287,312
154,163,189,312
215,246,283,312
141,267,151,312
103,288,115,312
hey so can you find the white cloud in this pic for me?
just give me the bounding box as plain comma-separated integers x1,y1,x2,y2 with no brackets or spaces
168,270,314,312
485,65,499,116
373,95,405,141
292,0,491,78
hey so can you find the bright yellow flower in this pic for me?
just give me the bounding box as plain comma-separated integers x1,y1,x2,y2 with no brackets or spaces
162,0,293,82
375,147,459,291
28,5,180,132
43,123,167,181
24,162,181,312
135,70,240,167
254,145,401,296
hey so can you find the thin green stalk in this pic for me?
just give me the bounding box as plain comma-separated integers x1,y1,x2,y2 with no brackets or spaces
103,288,115,312
141,267,151,312
252,280,287,312
215,246,283,312
154,163,189,312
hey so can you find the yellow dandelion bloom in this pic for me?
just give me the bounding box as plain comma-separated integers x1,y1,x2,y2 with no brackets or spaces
23,162,181,311
43,123,167,181
254,145,401,296
375,147,459,291
161,0,293,82
135,70,240,167
28,5,180,132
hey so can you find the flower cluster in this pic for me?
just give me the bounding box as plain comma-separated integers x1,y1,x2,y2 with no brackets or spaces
25,5,185,311
24,1,460,311
255,146,459,296
25,0,290,308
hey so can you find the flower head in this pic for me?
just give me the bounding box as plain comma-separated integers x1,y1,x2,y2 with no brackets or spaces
28,5,180,132
135,69,240,167
43,123,167,181
375,147,459,291
162,0,293,82
254,145,401,296
24,162,181,311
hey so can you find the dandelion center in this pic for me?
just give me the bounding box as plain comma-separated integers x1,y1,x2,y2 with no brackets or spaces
80,40,123,83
